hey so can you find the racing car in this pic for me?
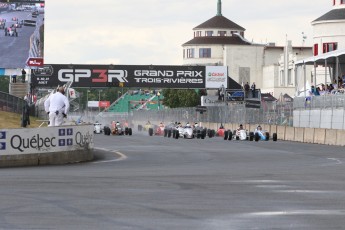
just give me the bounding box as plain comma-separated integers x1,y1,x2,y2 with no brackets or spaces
104,121,132,136
253,125,277,142
223,124,253,141
93,122,103,134
172,123,195,139
148,122,165,136
0,21,5,29
13,22,22,28
12,17,18,21
5,27,18,37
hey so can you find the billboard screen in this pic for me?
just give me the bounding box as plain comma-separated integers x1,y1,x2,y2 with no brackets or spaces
0,0,44,68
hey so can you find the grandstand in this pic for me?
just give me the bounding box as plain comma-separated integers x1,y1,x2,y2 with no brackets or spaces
106,90,163,113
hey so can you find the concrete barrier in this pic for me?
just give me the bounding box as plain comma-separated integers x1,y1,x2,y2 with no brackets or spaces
303,128,315,143
285,126,295,141
270,125,277,137
277,126,286,140
294,127,305,142
131,120,344,147
314,128,326,145
0,125,94,167
336,130,345,146
325,129,337,146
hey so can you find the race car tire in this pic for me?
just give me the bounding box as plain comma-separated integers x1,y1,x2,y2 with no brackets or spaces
236,136,239,140
104,126,111,135
148,128,153,136
224,131,228,140
212,129,216,137
125,127,129,135
273,133,278,141
228,131,233,140
254,133,260,142
265,132,270,141
168,129,172,138
128,128,132,136
249,132,254,141
138,125,142,132
164,129,167,137
202,129,207,139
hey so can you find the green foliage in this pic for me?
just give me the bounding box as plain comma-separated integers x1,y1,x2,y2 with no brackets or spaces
0,75,10,93
162,89,203,108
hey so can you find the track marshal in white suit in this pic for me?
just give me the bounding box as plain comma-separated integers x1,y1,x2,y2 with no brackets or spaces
44,86,70,126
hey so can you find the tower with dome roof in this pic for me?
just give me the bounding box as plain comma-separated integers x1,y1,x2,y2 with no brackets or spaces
312,0,345,55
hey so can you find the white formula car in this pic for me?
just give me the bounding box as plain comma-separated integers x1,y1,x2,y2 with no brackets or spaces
94,122,102,134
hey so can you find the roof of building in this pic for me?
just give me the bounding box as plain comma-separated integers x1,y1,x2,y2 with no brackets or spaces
295,48,345,65
313,8,345,22
194,15,245,31
183,36,251,46
261,93,277,102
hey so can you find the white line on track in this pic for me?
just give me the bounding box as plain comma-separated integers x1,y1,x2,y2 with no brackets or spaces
322,158,343,166
93,147,127,163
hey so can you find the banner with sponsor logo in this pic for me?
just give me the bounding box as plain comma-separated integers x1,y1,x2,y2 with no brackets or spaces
205,66,228,89
0,125,93,155
31,64,227,89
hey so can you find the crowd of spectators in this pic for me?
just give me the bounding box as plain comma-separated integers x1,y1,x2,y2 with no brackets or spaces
310,77,345,96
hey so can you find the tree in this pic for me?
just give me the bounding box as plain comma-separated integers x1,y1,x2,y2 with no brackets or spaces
0,76,9,93
162,89,204,108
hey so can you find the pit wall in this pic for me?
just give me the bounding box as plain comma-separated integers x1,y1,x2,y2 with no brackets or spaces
0,125,94,167
133,121,345,146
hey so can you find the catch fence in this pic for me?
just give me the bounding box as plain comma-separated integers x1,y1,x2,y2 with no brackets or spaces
128,101,294,126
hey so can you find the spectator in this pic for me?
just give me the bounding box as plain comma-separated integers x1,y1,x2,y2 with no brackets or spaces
251,82,256,98
21,69,26,83
11,75,16,83
244,82,250,98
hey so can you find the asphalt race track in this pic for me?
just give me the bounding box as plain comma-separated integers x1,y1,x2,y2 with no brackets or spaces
0,10,41,68
1,132,345,229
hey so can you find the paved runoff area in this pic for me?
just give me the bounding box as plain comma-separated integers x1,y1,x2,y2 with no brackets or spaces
0,132,345,229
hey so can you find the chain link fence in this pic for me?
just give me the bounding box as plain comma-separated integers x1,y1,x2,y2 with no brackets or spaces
129,101,294,126
0,91,26,114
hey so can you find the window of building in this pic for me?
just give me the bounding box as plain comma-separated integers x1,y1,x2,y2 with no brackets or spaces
313,44,318,56
323,42,337,53
205,31,213,37
187,48,195,58
199,48,211,58
218,31,227,36
195,31,202,37
341,0,345,4
280,70,284,86
288,69,292,85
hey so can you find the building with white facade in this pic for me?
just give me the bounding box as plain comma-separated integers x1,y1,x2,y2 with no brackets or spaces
182,0,313,98
295,0,345,94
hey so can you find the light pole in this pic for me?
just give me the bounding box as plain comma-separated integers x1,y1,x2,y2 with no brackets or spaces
98,90,102,113
157,91,161,110
86,89,90,117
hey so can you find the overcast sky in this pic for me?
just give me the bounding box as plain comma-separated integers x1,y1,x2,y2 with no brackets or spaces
44,0,331,66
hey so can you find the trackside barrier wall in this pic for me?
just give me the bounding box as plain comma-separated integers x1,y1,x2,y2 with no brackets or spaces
0,125,94,167
133,120,345,146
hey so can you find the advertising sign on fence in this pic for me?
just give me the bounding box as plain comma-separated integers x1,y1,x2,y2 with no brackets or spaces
0,125,93,155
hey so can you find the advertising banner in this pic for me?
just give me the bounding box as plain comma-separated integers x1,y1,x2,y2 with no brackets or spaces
205,66,228,89
0,125,93,155
31,64,209,89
